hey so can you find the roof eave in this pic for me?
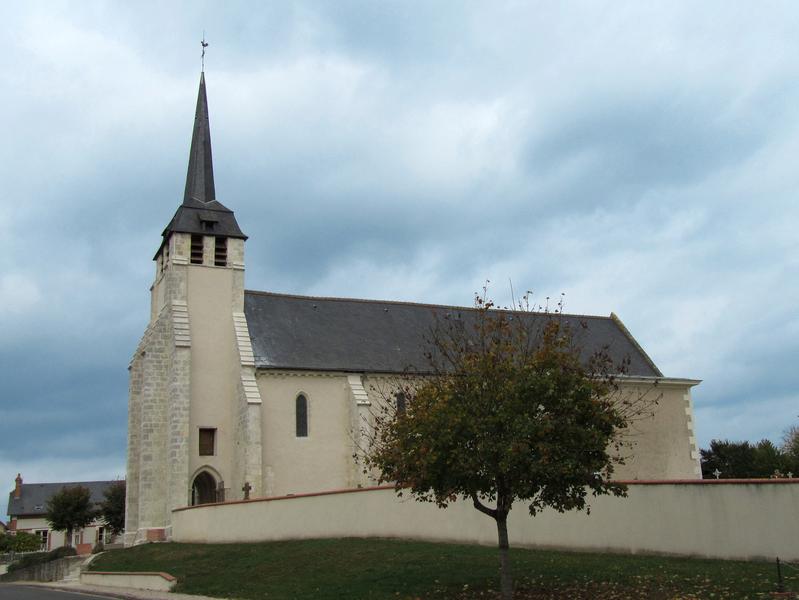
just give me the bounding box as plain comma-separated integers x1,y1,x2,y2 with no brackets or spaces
616,375,702,387
610,312,664,377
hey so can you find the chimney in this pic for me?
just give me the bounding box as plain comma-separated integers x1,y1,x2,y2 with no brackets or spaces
14,473,22,499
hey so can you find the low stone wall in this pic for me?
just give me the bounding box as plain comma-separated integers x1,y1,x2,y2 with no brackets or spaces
81,571,176,592
171,480,799,562
0,555,85,583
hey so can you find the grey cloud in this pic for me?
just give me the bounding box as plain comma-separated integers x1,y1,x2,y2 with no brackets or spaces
2,2,799,518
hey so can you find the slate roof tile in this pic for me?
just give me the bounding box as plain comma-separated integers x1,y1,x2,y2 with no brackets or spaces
243,291,662,377
7,481,119,518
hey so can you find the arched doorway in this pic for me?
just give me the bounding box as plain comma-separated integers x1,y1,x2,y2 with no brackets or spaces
191,471,217,505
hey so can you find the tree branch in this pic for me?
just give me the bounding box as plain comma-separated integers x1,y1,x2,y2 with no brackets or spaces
471,493,498,519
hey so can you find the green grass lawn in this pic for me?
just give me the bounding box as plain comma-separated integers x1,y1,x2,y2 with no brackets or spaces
89,538,797,599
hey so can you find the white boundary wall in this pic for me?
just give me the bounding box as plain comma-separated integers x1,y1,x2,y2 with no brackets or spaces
171,481,799,562
81,571,176,592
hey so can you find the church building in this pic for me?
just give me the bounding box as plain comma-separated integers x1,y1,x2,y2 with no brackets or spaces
124,73,702,546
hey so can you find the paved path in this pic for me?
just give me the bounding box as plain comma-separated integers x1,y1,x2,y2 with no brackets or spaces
0,584,117,599
0,582,222,600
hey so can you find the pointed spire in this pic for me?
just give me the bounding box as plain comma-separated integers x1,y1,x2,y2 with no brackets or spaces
183,72,216,204
157,70,246,256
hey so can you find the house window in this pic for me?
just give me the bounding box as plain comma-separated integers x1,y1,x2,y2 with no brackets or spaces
35,529,48,551
214,237,227,266
190,234,204,264
73,530,82,547
199,428,216,456
396,392,407,415
296,394,308,437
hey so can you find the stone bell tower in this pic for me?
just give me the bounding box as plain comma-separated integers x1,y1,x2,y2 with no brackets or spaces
124,72,263,545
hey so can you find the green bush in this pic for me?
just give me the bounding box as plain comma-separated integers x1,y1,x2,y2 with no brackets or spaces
10,532,41,553
47,546,77,560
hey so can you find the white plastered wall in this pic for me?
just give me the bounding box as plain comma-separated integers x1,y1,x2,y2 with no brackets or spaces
257,372,353,497
186,261,239,499
171,482,799,562
13,516,108,550
254,372,699,501
611,378,701,480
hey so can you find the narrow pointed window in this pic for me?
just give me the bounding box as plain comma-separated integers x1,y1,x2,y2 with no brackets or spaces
296,394,308,437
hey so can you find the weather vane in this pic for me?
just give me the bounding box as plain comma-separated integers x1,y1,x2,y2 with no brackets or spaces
201,32,209,71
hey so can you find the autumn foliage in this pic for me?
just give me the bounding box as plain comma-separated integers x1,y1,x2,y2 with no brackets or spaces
363,292,657,599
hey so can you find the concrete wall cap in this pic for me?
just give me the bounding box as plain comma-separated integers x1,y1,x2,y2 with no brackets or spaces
88,571,177,582
172,479,799,513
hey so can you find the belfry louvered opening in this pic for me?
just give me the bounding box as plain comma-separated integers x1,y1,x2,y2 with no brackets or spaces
190,234,204,264
214,237,227,266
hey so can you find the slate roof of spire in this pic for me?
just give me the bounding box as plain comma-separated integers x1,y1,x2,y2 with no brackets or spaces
243,290,664,377
157,73,245,257
184,72,216,205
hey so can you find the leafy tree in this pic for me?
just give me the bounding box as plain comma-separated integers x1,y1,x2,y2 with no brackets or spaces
752,440,785,476
782,424,799,456
700,439,789,479
99,480,126,536
45,486,97,547
781,424,799,476
0,533,10,552
701,440,754,478
363,292,657,600
9,531,41,552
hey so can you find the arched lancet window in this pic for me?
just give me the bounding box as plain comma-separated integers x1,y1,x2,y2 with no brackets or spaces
191,471,218,506
396,392,407,415
296,394,308,437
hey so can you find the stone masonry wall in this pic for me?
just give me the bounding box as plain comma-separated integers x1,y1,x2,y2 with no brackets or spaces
135,311,170,533
123,328,147,545
166,304,191,523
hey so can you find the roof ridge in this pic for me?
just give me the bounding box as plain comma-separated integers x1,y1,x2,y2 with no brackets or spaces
243,289,614,321
20,479,120,486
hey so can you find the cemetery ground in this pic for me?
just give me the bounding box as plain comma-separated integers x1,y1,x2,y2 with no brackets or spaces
89,538,797,599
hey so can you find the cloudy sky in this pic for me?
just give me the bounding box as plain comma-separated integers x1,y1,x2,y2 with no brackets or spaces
2,1,798,516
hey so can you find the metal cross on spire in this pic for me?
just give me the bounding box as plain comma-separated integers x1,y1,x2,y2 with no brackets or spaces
201,32,209,72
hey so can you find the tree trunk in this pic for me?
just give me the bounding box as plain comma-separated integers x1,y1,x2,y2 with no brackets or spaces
496,515,513,600
65,528,73,548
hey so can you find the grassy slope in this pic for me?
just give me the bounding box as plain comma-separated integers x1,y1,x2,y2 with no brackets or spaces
90,538,797,599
